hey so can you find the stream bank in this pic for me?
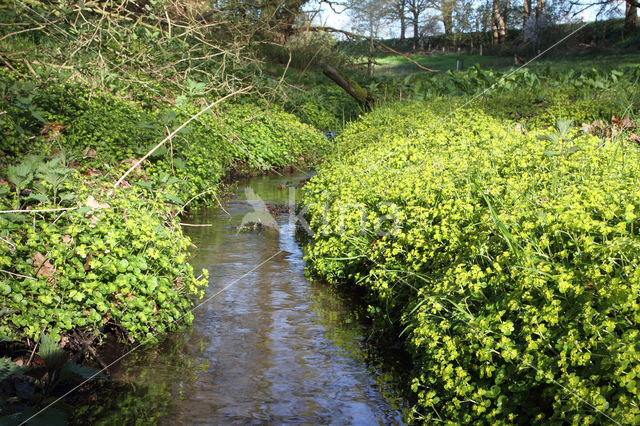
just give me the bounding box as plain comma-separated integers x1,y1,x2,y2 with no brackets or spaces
62,172,408,424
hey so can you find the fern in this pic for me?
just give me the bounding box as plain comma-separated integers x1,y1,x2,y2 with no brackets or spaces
0,357,26,383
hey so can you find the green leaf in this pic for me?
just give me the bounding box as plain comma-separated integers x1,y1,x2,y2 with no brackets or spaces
38,334,69,373
60,360,109,381
0,357,26,382
544,146,582,157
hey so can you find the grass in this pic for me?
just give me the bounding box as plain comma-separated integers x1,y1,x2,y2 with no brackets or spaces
374,51,640,77
375,53,512,75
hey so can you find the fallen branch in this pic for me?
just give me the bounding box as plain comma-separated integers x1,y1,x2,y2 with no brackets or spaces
373,42,439,72
323,64,374,109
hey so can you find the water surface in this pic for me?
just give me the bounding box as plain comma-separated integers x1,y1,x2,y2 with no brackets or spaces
102,173,404,424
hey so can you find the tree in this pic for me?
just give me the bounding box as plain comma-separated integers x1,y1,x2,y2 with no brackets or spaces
422,0,458,36
625,0,638,33
391,0,409,39
564,0,638,38
492,0,505,42
347,0,393,74
407,0,429,44
522,0,532,33
453,0,477,34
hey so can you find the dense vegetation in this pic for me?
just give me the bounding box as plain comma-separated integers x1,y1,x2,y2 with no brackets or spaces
301,70,640,422
0,73,329,343
2,0,640,422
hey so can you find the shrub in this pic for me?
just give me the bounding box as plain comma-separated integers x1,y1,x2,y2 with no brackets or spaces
301,101,640,423
0,74,329,345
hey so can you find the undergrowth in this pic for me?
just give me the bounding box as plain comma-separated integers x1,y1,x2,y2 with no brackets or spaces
301,86,640,423
0,71,330,347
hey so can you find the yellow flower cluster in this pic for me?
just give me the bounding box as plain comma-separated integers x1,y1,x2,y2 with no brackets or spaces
302,100,640,423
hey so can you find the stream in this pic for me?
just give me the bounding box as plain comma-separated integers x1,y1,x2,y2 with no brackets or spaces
92,173,405,424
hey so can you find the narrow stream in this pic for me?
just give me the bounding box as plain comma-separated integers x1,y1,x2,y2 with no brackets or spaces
96,173,405,424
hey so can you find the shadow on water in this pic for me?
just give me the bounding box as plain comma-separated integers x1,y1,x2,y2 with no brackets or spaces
73,172,410,424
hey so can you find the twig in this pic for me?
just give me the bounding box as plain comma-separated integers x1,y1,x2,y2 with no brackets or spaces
0,207,78,214
374,42,440,72
0,236,16,252
0,269,37,281
176,188,230,217
179,223,213,227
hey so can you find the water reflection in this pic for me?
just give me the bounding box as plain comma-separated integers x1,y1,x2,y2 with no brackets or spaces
84,173,405,424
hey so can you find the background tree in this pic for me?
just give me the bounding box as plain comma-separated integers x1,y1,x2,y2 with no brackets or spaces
626,0,638,33
407,0,429,44
491,0,510,43
391,0,410,39
347,0,394,74
428,0,458,35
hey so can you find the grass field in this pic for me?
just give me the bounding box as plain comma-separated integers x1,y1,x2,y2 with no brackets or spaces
375,51,640,76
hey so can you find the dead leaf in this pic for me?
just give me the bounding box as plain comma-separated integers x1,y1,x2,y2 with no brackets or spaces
85,195,110,210
81,167,101,177
0,177,8,186
83,250,92,271
514,123,523,133
628,134,640,144
120,158,143,175
33,252,55,278
580,122,594,134
41,122,66,141
83,147,98,159
612,115,636,129
62,235,73,244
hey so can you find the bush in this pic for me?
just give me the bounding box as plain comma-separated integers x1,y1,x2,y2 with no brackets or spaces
301,100,640,423
0,74,329,345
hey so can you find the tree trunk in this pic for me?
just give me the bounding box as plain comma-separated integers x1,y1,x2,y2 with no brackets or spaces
492,0,506,43
625,0,638,35
413,12,419,48
523,0,531,41
500,0,510,41
535,0,544,20
368,33,375,77
523,0,531,28
400,15,406,39
442,10,453,35
258,0,306,42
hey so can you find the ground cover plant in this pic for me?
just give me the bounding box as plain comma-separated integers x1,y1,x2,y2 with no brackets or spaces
0,71,329,351
301,86,640,422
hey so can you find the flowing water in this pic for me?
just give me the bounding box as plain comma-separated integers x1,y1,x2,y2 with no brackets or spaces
91,173,405,424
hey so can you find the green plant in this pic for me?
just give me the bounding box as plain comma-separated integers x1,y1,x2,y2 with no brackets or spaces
301,99,640,423
0,334,107,424
6,162,35,209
